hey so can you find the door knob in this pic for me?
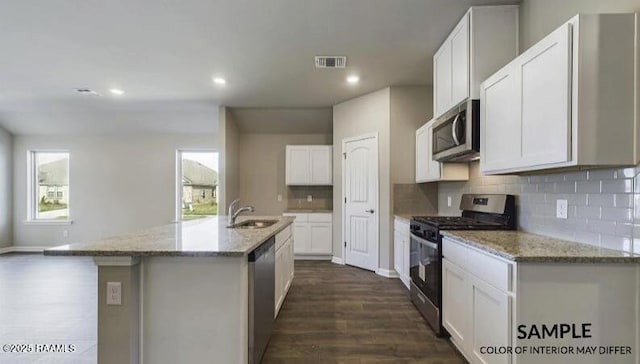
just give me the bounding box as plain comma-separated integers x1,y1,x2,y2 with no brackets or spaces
365,209,375,214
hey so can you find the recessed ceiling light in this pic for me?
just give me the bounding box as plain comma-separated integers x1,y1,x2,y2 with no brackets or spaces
213,77,226,85
346,75,360,84
109,88,125,95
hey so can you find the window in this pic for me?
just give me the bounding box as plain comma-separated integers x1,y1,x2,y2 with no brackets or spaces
29,151,70,221
176,151,218,220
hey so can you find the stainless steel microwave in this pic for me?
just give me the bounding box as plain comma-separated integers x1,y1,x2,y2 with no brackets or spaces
432,99,480,162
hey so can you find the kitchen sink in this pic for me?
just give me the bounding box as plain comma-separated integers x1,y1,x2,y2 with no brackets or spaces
230,220,278,229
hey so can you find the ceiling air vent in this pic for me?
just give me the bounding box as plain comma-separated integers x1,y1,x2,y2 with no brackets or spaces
315,56,347,69
74,88,100,96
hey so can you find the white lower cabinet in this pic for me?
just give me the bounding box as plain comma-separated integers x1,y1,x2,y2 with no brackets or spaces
275,226,294,318
283,212,332,258
393,217,411,289
442,237,512,364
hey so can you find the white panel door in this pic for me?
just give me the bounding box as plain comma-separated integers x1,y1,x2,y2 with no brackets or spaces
425,121,441,181
344,135,379,272
309,222,332,254
520,23,572,167
310,146,333,185
469,276,511,364
415,125,429,183
292,223,310,254
442,258,470,349
288,238,295,282
481,65,521,173
451,13,470,107
434,42,453,118
286,146,310,185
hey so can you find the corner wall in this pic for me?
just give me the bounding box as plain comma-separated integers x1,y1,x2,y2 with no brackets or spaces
0,126,12,248
218,107,240,213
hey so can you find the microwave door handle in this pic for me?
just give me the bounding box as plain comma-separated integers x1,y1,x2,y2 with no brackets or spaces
451,114,461,146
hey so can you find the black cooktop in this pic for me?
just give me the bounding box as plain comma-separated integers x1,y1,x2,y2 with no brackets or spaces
411,216,505,230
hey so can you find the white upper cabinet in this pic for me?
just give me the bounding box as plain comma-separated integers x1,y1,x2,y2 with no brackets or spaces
286,145,333,185
450,13,470,107
481,13,639,174
433,6,519,119
416,120,468,183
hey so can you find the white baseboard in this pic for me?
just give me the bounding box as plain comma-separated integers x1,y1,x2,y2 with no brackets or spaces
376,267,399,278
0,246,47,254
331,256,344,265
294,254,332,261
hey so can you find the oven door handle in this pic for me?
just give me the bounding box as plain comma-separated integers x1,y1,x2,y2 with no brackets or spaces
410,233,438,250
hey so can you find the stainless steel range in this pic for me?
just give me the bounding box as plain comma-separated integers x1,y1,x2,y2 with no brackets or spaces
409,194,516,336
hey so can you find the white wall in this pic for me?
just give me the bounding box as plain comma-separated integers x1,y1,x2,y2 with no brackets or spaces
13,133,215,247
0,126,12,248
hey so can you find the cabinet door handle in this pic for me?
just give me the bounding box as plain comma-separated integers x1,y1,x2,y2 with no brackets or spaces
365,209,375,214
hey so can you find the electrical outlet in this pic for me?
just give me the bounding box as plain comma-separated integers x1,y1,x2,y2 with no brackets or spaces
63,229,69,238
447,196,452,208
556,199,568,219
277,194,282,202
307,195,313,202
106,282,122,305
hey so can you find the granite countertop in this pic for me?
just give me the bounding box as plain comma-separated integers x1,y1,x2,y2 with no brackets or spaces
441,230,640,263
283,209,333,214
44,216,295,257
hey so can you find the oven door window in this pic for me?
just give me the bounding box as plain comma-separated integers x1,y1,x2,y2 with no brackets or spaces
410,235,440,306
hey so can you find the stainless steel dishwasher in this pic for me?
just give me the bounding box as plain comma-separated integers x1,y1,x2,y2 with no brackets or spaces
248,237,275,364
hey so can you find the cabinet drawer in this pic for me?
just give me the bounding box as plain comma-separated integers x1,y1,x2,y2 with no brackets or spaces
308,213,332,223
442,237,511,292
275,226,292,251
283,213,308,223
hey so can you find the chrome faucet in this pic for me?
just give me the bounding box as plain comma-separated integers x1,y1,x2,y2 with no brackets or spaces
228,198,255,226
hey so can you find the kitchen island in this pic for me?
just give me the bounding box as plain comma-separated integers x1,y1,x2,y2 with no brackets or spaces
44,215,295,364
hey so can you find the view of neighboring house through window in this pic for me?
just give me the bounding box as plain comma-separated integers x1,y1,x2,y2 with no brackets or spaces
179,151,218,220
30,151,70,220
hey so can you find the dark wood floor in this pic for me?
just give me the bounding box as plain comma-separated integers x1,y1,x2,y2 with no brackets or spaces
263,261,465,364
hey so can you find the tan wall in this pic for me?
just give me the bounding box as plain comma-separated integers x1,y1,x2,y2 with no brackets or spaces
519,0,640,50
333,87,392,269
390,86,433,184
238,133,332,215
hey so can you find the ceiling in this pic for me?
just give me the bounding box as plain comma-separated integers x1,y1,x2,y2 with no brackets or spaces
0,0,519,134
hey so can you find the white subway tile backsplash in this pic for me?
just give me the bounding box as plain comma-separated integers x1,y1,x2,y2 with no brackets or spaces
555,181,577,193
587,194,615,207
575,205,601,219
602,179,633,193
576,181,601,193
601,207,632,222
438,162,638,253
615,194,633,208
587,169,617,180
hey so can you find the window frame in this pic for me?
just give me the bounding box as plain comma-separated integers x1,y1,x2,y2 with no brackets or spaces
26,150,73,225
175,149,218,222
